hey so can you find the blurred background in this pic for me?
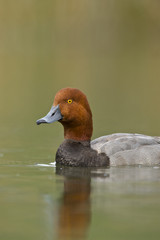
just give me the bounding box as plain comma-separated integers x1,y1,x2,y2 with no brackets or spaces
1,1,160,240
0,0,160,149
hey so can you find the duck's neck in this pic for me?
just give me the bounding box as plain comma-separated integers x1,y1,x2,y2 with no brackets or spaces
63,123,93,141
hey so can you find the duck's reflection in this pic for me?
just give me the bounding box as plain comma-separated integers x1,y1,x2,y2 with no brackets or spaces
56,166,91,240
56,166,109,240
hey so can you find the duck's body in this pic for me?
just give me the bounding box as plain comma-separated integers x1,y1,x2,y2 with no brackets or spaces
37,88,160,167
56,139,109,167
91,133,160,166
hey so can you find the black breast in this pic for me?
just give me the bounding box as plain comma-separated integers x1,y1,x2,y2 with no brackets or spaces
56,139,109,167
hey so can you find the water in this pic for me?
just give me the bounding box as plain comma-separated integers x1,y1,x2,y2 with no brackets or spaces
0,140,160,240
1,0,160,239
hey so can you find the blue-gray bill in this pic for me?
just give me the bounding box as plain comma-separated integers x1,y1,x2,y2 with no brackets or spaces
36,105,62,125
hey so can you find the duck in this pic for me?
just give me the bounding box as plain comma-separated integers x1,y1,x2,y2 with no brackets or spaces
36,87,160,167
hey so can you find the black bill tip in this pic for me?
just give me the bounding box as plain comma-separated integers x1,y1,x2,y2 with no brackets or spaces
36,119,47,125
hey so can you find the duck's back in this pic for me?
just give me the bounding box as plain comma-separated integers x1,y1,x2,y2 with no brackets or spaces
91,133,160,166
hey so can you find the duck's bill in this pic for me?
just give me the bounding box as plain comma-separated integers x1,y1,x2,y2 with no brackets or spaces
36,105,62,125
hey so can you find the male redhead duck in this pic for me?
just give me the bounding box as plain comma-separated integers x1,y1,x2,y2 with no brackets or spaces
37,88,160,167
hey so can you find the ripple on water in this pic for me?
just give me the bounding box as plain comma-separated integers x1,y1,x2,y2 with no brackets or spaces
36,162,56,167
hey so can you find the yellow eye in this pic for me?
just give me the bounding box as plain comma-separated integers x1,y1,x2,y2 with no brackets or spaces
67,99,72,104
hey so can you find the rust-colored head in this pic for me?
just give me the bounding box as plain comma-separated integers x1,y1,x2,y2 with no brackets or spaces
37,88,93,141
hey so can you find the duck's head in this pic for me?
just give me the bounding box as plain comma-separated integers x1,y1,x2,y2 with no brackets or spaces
36,88,93,141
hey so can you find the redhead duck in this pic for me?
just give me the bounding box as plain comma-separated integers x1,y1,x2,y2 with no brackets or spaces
36,88,160,167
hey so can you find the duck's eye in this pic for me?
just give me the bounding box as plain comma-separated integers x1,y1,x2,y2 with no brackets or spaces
67,99,72,104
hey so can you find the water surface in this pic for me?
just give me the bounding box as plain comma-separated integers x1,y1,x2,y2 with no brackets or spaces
0,141,160,240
